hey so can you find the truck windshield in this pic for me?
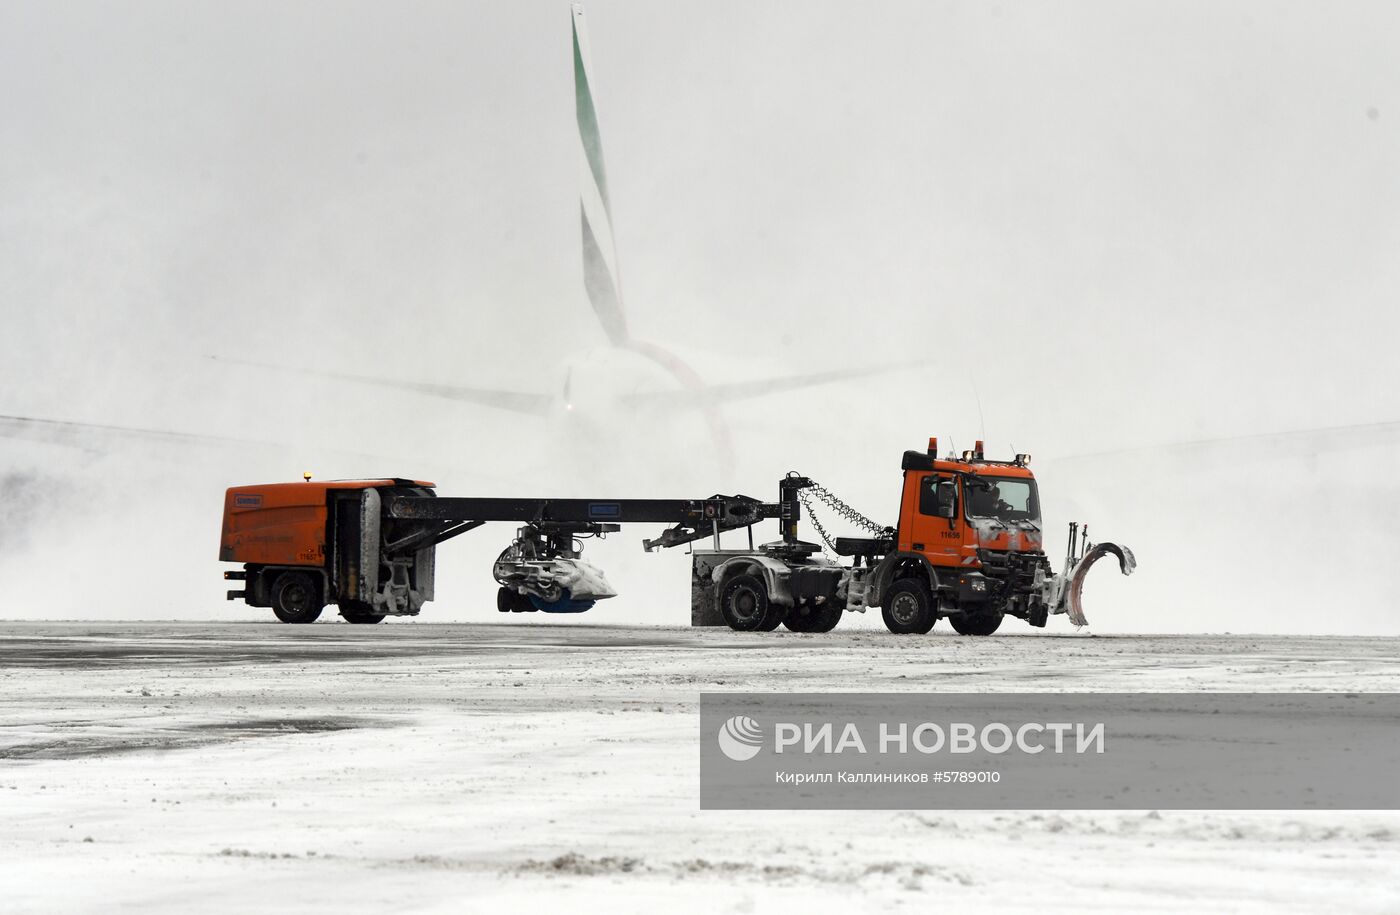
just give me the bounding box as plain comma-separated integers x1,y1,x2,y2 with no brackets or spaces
965,476,1040,523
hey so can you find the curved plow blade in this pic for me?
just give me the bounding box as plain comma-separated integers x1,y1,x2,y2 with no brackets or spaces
1063,543,1137,627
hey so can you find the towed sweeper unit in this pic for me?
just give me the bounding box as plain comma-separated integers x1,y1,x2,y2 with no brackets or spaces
219,438,1134,633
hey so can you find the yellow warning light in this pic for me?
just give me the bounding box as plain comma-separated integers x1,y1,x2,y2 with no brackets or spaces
303,472,313,482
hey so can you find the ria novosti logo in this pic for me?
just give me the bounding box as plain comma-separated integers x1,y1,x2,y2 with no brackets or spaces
715,715,1107,763
717,715,764,761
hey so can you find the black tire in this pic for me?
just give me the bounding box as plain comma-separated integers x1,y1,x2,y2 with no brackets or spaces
782,601,821,633
882,579,933,635
340,603,386,625
949,608,1004,636
720,573,771,632
271,572,323,624
1028,598,1049,628
758,601,787,631
496,587,536,613
808,598,843,633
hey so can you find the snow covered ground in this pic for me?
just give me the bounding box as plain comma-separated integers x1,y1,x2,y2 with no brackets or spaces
1,622,1397,913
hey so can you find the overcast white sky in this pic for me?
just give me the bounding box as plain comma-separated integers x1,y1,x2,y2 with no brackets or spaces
2,2,1397,631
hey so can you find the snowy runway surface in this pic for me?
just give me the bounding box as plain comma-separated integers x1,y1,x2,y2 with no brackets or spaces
2,622,1397,913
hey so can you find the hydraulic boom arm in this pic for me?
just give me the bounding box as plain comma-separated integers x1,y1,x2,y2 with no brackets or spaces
384,493,781,550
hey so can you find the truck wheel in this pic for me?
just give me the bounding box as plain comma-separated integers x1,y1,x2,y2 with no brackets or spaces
496,587,536,613
808,598,844,633
783,601,820,633
720,573,771,632
949,608,1004,636
271,572,323,624
882,579,933,635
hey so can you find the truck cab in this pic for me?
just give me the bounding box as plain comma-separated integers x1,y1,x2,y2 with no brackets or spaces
866,439,1052,635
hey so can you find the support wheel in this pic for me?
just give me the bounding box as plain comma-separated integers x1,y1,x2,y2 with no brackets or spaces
949,608,1004,636
340,603,385,624
812,597,844,633
1027,598,1049,628
782,601,820,632
720,573,772,632
496,587,536,613
271,572,323,624
882,579,933,635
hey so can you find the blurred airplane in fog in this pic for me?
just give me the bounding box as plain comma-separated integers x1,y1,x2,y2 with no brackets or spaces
4,6,908,493
208,4,922,477
4,4,1400,489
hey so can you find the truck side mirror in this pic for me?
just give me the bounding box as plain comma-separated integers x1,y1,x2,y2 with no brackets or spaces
935,481,956,519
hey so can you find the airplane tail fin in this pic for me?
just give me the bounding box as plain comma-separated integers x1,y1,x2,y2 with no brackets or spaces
573,3,629,346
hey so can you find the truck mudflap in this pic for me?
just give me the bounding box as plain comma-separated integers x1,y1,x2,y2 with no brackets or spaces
1038,541,1136,627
